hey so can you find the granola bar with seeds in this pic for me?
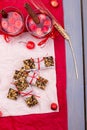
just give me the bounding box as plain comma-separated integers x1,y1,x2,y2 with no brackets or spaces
23,56,54,71
14,79,29,91
25,95,38,107
7,88,19,100
35,76,48,90
20,85,39,107
23,58,35,70
43,56,54,67
13,67,29,80
27,71,48,89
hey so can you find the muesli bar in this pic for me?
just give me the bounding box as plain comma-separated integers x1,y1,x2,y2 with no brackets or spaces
27,71,48,90
23,56,54,71
13,67,29,80
7,84,38,107
23,58,35,70
25,95,38,107
20,86,38,107
7,88,19,100
13,78,29,91
13,67,29,91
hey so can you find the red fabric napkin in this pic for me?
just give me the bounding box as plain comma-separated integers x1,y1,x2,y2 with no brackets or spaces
0,0,68,130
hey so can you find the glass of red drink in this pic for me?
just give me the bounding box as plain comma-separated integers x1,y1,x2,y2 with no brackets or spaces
0,7,25,36
26,12,53,38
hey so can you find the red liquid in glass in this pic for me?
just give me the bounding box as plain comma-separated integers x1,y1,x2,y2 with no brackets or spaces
1,11,24,36
26,13,52,38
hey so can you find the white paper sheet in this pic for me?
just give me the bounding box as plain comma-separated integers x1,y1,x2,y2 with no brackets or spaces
0,32,59,117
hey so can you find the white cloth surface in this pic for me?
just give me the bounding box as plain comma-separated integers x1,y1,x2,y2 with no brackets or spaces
0,32,59,117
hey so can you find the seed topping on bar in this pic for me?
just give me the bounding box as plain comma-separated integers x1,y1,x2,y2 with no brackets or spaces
13,67,29,80
7,88,19,100
14,79,29,91
25,95,38,107
43,56,54,67
35,76,48,90
23,58,35,70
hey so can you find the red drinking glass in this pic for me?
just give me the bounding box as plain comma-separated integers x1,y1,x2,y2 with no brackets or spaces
26,12,53,38
0,7,25,36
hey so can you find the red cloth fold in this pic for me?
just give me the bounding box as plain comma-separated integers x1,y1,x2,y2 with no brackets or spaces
0,0,68,130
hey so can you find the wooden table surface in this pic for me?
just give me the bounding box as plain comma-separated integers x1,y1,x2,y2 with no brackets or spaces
63,0,85,130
